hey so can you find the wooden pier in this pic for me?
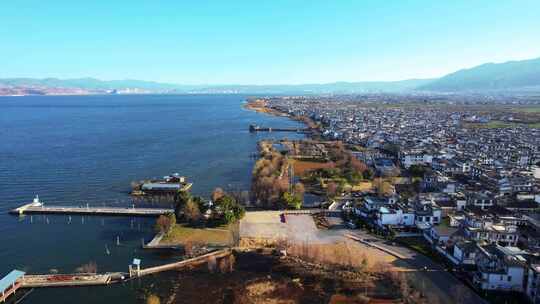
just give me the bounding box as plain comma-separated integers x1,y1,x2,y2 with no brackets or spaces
1,249,232,302
0,270,25,303
21,273,121,288
10,202,173,217
136,249,232,276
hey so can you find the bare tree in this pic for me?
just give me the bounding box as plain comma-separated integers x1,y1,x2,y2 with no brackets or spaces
207,255,217,273
211,187,225,202
326,181,338,198
183,199,201,224
397,273,411,301
351,157,368,174
373,178,394,197
218,255,235,273
451,285,470,304
155,214,172,234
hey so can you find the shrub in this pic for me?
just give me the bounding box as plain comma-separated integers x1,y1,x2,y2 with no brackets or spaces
146,294,161,304
283,191,302,210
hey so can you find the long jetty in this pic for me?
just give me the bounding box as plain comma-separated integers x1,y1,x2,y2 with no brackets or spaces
249,124,309,133
21,273,121,288
1,248,232,303
19,249,230,288
10,202,173,217
136,249,232,276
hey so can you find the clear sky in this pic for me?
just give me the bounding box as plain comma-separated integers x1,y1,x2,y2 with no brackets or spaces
1,0,540,84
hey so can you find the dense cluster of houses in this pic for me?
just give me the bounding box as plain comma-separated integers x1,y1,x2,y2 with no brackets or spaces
266,97,540,303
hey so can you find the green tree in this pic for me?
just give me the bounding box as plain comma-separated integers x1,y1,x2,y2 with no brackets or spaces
409,164,426,177
363,169,374,180
283,191,302,210
192,195,208,213
215,195,245,224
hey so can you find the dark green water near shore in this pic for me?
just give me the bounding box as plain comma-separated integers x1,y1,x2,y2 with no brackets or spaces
0,94,304,303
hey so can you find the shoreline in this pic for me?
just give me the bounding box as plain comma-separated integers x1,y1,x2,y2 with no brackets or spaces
243,98,289,117
244,98,321,136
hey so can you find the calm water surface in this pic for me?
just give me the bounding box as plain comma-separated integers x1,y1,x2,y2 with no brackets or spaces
0,94,304,303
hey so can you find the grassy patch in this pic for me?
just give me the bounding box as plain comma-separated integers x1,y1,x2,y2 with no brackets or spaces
351,181,372,192
397,237,451,266
510,106,540,113
161,224,233,246
397,237,432,256
439,217,450,228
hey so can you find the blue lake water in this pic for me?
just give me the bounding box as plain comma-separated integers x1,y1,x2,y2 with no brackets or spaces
0,94,304,303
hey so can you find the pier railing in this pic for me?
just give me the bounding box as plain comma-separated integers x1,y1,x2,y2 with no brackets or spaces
249,124,309,133
10,204,173,217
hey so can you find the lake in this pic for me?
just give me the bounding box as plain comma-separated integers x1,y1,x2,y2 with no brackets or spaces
0,94,305,303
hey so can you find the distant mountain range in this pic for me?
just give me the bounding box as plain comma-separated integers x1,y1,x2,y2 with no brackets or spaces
0,77,435,95
1,57,539,95
419,57,540,92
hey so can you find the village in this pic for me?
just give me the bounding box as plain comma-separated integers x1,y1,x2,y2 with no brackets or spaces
243,96,540,304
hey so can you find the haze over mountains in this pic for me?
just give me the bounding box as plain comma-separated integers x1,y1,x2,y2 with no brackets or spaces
1,57,539,95
420,57,540,92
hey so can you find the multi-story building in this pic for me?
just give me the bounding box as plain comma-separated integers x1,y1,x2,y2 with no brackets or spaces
527,264,540,304
474,244,526,292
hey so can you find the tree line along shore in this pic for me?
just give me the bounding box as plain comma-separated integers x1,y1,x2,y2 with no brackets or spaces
140,99,466,304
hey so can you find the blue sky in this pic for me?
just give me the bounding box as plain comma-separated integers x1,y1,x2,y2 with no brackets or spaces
1,1,540,84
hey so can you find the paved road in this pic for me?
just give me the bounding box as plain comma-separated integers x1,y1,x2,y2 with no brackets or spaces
348,229,487,304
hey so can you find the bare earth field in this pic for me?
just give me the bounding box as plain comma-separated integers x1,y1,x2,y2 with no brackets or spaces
240,211,289,241
164,251,400,304
290,159,336,176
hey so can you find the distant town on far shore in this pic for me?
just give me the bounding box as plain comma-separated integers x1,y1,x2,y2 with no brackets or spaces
1,57,540,96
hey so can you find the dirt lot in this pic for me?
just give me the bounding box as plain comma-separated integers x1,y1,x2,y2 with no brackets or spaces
239,211,288,240
290,159,335,176
239,212,397,269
